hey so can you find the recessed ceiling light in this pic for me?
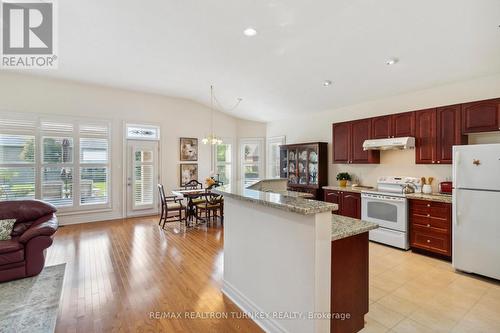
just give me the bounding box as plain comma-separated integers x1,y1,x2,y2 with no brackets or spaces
243,28,257,37
385,58,399,66
323,80,332,86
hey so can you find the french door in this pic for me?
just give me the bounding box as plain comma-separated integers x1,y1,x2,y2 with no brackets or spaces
126,140,159,217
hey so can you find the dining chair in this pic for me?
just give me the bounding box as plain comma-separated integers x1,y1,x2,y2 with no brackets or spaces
183,179,203,190
158,184,186,229
195,193,224,226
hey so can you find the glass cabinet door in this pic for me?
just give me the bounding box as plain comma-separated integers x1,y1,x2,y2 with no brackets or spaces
297,148,308,184
280,148,288,179
288,149,298,184
308,146,319,185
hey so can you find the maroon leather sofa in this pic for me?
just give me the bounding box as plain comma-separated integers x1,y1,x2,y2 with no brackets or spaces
0,200,58,283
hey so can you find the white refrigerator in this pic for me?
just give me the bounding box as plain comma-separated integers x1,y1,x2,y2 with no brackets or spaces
453,144,500,280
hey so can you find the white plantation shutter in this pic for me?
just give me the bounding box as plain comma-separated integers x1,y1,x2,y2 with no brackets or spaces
0,113,37,134
133,149,154,207
79,121,110,206
0,134,36,200
0,112,111,210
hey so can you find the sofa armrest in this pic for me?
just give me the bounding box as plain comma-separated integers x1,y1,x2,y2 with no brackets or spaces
19,214,58,244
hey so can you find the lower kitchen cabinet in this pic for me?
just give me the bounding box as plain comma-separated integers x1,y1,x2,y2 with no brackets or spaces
324,190,361,219
409,199,452,258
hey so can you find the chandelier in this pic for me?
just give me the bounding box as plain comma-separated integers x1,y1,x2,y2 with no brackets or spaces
202,85,242,145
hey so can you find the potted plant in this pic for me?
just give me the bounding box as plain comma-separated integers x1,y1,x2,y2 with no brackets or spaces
336,172,351,187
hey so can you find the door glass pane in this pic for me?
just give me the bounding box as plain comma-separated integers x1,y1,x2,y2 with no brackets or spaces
0,135,35,163
217,144,231,163
367,202,398,222
216,165,231,185
42,167,73,206
43,137,73,163
80,167,108,204
243,144,259,163
298,149,307,184
0,167,35,200
135,150,152,163
244,165,259,186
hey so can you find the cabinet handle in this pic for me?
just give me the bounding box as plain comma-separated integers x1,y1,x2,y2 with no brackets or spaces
437,161,441,164
427,214,430,217
432,161,435,164
427,224,431,227
427,239,431,243
427,204,431,207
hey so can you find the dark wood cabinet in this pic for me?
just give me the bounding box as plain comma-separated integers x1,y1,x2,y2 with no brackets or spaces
371,115,392,139
461,99,500,134
436,105,466,163
341,192,361,219
392,111,415,137
371,112,415,139
351,119,375,163
410,199,452,258
332,123,350,163
332,120,379,164
415,106,465,165
280,142,328,200
324,190,361,219
415,109,437,164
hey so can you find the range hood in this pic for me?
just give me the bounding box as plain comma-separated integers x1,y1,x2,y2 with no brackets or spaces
363,137,415,151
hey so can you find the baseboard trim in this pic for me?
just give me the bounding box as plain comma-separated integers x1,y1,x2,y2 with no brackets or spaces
222,280,288,333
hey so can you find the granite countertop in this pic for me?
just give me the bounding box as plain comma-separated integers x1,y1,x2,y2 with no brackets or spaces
214,184,337,215
331,215,378,241
322,185,373,193
405,192,452,203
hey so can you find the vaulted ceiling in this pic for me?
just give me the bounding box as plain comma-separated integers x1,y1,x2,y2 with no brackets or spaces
18,0,500,121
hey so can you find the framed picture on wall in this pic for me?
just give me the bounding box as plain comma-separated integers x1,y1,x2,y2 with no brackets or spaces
180,163,198,186
180,137,198,161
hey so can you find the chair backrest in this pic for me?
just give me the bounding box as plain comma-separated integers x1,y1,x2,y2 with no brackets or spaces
183,179,203,190
206,193,223,205
157,184,166,206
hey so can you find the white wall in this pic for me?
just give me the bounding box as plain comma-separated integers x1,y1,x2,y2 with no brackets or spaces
0,72,265,224
267,73,500,191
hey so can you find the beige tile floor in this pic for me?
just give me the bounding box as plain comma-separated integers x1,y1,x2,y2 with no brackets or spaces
363,242,500,333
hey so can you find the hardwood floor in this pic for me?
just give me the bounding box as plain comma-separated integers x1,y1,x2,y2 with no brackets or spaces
46,216,262,333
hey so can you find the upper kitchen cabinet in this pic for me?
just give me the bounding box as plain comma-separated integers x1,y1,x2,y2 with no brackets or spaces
392,111,415,137
415,109,437,164
461,99,500,134
371,115,392,139
415,106,466,164
436,105,466,163
332,119,380,164
332,122,350,163
371,112,415,139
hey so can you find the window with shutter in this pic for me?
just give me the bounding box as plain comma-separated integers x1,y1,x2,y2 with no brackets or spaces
0,113,111,211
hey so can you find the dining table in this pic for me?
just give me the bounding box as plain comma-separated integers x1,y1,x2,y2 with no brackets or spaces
171,188,209,225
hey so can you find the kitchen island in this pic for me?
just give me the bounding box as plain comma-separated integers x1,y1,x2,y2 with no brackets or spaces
214,184,377,333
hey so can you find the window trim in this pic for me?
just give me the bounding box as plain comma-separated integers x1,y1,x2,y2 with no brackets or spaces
239,137,265,187
266,135,286,179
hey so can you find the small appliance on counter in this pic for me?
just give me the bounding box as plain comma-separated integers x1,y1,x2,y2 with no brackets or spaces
439,181,453,194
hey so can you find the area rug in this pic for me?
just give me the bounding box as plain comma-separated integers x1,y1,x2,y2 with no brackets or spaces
0,264,66,333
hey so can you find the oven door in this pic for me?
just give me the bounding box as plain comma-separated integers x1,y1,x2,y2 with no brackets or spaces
361,193,407,232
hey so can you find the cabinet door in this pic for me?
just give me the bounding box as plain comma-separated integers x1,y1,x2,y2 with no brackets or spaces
371,116,392,139
415,109,437,164
392,112,415,137
341,192,361,219
324,190,341,214
436,105,465,164
332,123,351,163
351,119,379,164
462,99,500,134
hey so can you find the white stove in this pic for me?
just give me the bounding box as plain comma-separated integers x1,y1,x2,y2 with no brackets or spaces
361,177,422,250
